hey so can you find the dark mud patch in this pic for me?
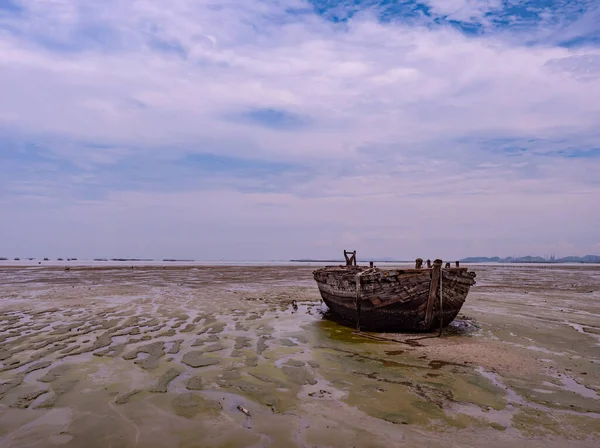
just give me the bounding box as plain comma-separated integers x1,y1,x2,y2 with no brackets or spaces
152,368,181,393
322,346,422,369
381,413,409,425
186,375,204,390
94,343,127,358
257,337,269,355
39,364,71,382
115,389,143,404
282,366,317,385
208,322,226,334
0,374,25,399
158,329,177,337
60,345,81,355
25,360,52,374
308,389,332,399
245,357,259,368
172,393,220,418
34,379,79,408
202,343,225,353
167,339,184,354
10,388,49,408
0,349,14,361
235,337,252,350
247,372,284,386
286,360,305,368
123,341,165,370
428,360,468,370
181,351,220,368
385,350,405,356
193,335,219,345
221,369,242,381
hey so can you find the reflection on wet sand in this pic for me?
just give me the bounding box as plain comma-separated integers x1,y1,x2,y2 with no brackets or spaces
0,264,599,447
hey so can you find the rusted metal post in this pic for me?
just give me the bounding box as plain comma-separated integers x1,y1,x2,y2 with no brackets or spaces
424,259,443,330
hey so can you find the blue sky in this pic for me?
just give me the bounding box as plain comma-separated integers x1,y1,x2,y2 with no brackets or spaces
0,0,599,260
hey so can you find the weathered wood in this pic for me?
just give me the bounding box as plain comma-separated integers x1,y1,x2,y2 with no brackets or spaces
455,261,460,267
344,250,357,266
423,259,443,330
426,259,432,268
439,265,444,336
355,272,362,330
313,253,476,332
445,262,450,268
415,258,423,269
237,405,251,417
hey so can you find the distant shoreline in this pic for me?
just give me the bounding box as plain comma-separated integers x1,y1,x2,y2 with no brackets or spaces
289,259,411,263
290,256,600,264
2,255,599,266
2,260,600,270
459,255,600,264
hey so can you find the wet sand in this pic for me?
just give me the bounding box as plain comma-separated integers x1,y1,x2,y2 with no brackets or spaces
0,264,599,447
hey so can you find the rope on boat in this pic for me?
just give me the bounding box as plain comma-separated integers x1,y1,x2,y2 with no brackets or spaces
351,331,419,345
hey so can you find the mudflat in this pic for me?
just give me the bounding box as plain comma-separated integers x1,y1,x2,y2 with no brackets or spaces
0,264,598,447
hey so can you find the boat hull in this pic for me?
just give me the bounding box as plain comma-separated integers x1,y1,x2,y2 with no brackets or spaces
313,266,476,332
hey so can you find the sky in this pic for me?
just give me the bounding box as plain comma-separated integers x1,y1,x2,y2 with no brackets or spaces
0,0,599,261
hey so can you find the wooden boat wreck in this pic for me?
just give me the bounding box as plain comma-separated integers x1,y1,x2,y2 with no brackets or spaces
313,251,476,332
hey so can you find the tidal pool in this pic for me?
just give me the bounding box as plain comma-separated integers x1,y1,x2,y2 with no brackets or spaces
0,264,599,447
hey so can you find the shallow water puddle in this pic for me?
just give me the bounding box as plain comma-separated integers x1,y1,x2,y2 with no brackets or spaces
0,265,599,447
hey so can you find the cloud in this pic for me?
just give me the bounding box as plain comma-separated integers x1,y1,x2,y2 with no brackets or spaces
227,107,311,130
0,1,599,259
422,0,504,23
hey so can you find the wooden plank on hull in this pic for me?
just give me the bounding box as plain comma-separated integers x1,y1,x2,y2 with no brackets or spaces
423,260,442,329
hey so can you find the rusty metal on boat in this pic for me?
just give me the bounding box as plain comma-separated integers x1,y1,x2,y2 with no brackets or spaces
313,251,476,332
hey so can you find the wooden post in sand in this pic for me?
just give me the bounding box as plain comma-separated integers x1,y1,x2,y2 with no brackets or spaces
424,259,443,330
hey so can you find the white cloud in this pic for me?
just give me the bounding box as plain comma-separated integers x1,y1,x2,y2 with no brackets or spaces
1,0,598,157
422,0,504,23
0,1,599,259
